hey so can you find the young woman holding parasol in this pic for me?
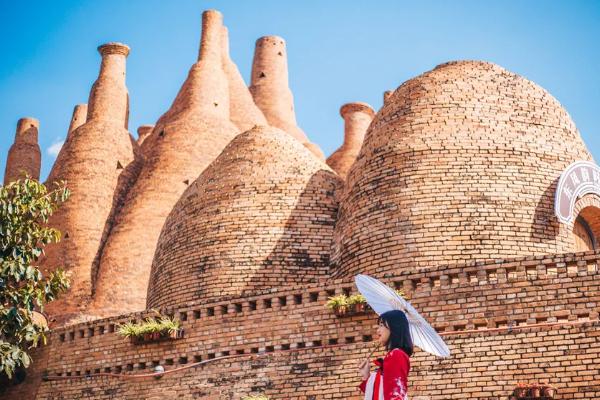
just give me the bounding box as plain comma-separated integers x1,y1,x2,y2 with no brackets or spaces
354,274,451,400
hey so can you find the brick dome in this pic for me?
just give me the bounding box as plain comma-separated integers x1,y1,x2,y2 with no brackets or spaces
331,60,594,278
146,125,343,308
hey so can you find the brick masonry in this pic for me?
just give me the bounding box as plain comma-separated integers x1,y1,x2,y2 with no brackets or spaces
2,250,600,399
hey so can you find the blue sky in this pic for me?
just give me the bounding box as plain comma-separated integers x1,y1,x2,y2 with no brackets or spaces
1,0,599,181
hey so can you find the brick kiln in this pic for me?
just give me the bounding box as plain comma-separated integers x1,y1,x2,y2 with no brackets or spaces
2,8,599,400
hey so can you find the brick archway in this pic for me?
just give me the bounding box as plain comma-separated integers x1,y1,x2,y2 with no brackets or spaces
571,194,600,251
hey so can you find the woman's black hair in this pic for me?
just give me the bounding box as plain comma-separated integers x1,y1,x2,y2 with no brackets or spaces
378,310,414,357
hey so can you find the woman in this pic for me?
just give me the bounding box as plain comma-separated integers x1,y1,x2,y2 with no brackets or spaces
358,309,413,400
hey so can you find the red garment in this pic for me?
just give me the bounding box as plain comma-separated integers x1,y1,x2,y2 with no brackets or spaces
358,348,410,400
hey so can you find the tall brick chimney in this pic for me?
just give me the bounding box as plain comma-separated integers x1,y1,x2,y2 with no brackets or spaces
249,36,308,143
383,90,392,105
136,125,154,145
66,104,88,140
221,26,267,132
90,10,239,317
87,43,130,128
41,42,142,326
3,117,41,184
326,102,374,180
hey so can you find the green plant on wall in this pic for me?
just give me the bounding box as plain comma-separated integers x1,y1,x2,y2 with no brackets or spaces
325,294,349,310
116,313,181,339
0,177,71,379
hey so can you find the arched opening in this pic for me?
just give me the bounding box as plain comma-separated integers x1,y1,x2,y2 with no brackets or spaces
572,206,600,251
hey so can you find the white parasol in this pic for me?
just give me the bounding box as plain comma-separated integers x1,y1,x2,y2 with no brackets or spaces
355,274,450,358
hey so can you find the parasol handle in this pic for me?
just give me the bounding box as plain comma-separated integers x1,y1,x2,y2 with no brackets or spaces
366,342,380,360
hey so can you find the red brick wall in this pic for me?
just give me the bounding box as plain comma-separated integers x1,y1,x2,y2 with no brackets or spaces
2,250,599,399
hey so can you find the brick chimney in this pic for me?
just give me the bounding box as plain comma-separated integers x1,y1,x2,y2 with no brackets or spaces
67,104,88,140
249,36,308,143
136,125,154,145
3,117,41,184
326,102,374,180
90,10,238,317
87,42,130,128
221,25,267,132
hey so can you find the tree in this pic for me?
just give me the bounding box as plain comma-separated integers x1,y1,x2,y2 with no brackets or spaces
0,176,70,379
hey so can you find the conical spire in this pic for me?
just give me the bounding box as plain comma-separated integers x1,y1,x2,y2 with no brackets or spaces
326,102,374,180
221,26,267,132
40,42,142,326
66,104,88,141
136,124,154,145
87,43,130,128
3,117,41,184
249,36,309,143
90,10,239,317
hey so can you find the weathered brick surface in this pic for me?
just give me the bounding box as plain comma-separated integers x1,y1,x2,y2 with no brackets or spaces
40,42,143,325
147,125,343,307
2,251,599,399
3,117,41,184
332,61,593,279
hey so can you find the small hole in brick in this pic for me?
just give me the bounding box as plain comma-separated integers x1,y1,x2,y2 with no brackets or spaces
277,51,282,56
183,179,189,185
193,310,201,319
222,351,230,356
66,372,72,377
221,305,228,314
69,331,75,340
279,296,287,306
235,303,243,312
236,349,245,355
152,361,160,367
179,357,188,364
265,346,274,353
213,102,218,107
454,324,467,331
312,340,322,347
194,355,202,362
259,72,266,78
264,299,272,309
393,281,402,290
126,364,133,371
94,368,100,374
165,359,174,366
251,347,259,354
326,289,335,297
79,330,84,338
435,326,445,333
328,338,338,345
99,325,105,335
60,333,65,342
310,292,319,302
88,328,94,337
281,343,290,350
159,130,165,137
296,342,306,348
109,324,115,333
116,161,123,169
208,353,215,359
64,232,70,239
104,367,112,373
115,366,122,373
343,287,351,297
536,317,548,323
249,301,257,311
345,336,355,344
362,335,373,342
139,362,146,370
294,294,302,304
207,307,215,316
